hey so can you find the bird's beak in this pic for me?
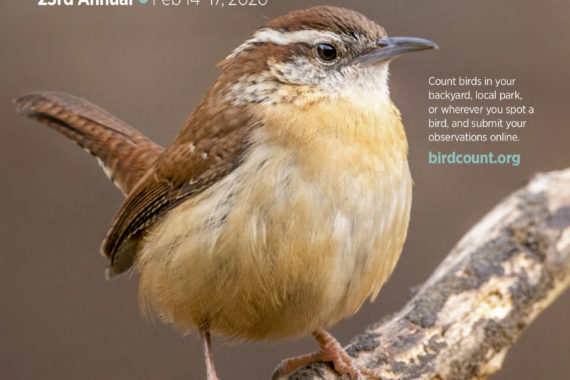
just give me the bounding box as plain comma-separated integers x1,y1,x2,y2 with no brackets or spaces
352,36,438,66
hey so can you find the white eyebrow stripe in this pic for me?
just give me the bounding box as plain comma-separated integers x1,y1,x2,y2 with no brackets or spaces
250,28,342,45
226,28,343,60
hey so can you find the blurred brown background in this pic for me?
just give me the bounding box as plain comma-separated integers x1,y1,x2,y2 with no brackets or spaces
1,0,568,379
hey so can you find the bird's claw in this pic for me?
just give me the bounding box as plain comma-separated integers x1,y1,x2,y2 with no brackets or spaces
271,330,382,380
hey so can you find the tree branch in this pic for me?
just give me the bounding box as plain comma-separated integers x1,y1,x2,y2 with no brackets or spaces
286,168,570,380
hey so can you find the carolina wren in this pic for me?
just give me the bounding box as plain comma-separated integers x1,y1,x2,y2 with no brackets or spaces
14,6,436,380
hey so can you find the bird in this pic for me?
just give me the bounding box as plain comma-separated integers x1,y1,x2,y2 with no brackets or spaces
14,6,437,380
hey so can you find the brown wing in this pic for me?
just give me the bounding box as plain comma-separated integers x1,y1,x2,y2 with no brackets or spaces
14,91,164,195
102,95,258,275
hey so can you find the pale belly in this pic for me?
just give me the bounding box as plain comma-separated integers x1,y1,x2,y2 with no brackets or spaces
137,141,412,340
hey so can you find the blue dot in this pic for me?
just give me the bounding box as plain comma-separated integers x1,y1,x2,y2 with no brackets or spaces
139,0,148,4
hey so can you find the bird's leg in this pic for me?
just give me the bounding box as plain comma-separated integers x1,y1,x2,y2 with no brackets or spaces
201,330,220,380
272,329,380,379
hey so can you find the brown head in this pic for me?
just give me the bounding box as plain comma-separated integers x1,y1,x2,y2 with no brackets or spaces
217,6,437,106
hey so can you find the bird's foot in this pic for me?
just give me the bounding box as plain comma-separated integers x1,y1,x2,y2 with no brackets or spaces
272,330,381,380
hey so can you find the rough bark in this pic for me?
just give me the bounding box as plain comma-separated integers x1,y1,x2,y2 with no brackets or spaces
286,168,570,380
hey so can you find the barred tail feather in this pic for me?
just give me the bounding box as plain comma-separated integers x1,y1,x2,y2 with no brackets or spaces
14,91,164,196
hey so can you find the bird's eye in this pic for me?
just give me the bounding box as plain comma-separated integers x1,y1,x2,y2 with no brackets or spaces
316,43,337,62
